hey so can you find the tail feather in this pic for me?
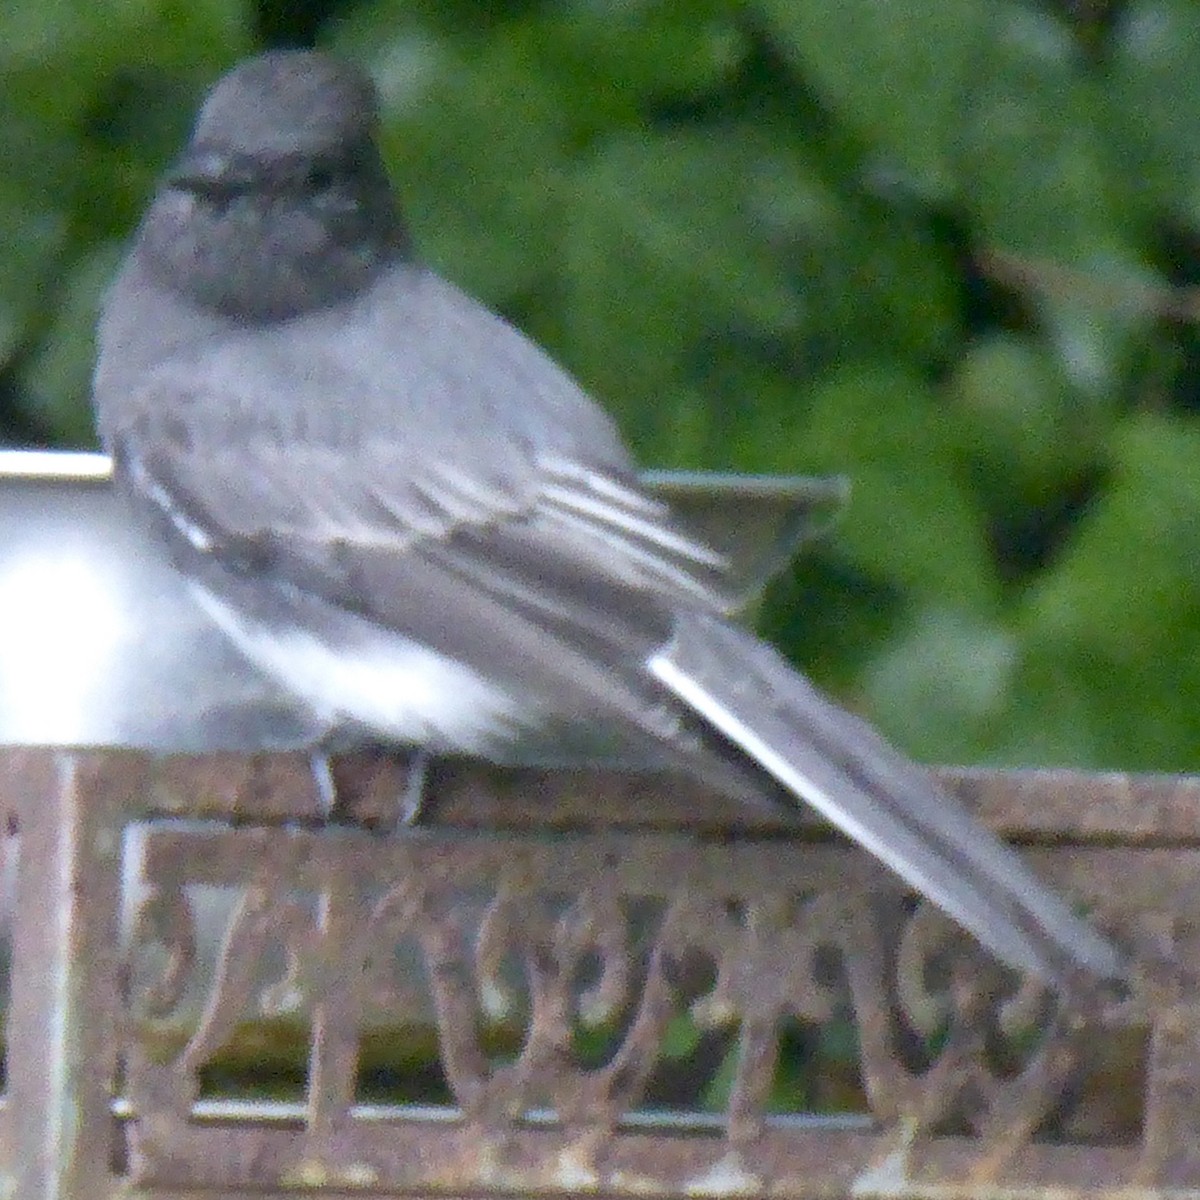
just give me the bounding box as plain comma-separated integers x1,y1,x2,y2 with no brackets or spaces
649,613,1125,987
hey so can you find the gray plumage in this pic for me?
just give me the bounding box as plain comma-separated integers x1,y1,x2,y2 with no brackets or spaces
94,50,1125,988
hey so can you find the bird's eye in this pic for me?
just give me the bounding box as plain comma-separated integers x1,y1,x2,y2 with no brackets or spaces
307,165,336,192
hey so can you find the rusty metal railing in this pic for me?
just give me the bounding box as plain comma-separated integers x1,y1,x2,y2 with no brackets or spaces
0,750,1188,1198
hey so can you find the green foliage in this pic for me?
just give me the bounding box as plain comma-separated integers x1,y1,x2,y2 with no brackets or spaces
756,0,992,198
3,0,1200,771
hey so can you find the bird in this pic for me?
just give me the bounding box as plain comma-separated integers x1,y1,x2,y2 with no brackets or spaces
93,49,1125,990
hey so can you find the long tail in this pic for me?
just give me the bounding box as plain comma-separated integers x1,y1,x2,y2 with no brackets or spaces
648,612,1125,988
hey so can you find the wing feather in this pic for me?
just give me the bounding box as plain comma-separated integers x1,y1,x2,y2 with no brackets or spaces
112,388,738,639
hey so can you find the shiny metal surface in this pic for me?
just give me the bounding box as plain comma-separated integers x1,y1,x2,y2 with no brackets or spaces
0,450,845,750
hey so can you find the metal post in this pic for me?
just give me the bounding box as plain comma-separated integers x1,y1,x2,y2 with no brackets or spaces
7,751,136,1200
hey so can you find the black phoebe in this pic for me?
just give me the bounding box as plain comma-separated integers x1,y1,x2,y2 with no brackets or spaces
94,51,1124,988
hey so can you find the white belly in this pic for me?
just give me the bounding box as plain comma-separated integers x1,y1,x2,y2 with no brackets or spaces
190,585,529,752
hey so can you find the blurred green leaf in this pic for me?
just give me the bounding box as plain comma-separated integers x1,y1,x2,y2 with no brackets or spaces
560,128,814,458
947,332,1109,508
371,31,573,300
19,241,124,445
960,4,1121,262
542,1,748,108
797,362,999,609
999,628,1200,771
798,199,960,368
1035,248,1164,400
0,0,248,438
0,187,67,365
1020,414,1200,663
862,606,1018,760
1107,0,1200,231
753,0,991,197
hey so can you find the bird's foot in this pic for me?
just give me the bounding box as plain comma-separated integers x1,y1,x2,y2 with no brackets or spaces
309,746,434,831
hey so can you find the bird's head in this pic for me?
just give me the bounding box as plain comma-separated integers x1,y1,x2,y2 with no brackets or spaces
139,51,408,320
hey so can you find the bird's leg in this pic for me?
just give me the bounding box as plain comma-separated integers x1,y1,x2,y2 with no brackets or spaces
309,745,433,829
397,747,433,826
309,751,339,820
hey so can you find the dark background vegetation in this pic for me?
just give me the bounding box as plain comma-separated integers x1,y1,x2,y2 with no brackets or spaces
3,0,1200,771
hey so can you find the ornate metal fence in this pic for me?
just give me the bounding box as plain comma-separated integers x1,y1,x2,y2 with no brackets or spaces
0,749,1186,1198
